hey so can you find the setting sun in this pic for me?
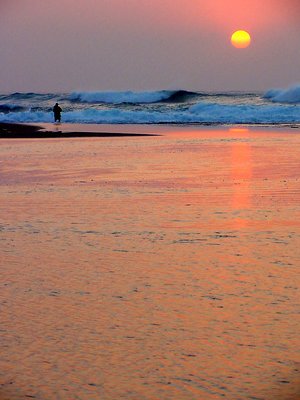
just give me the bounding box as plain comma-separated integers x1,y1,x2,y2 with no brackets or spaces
231,30,251,48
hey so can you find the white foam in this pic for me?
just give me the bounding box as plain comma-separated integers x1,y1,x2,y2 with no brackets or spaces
0,111,52,123
263,84,300,104
69,90,177,104
1,103,299,125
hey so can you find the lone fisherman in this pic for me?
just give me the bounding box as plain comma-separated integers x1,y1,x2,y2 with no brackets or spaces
53,103,62,123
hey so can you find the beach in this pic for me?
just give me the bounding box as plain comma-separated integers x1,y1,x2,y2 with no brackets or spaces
0,124,299,399
0,123,157,138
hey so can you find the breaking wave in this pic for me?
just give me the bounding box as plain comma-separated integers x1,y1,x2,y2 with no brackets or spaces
0,104,25,113
0,88,299,126
0,102,299,125
69,90,198,104
263,83,300,104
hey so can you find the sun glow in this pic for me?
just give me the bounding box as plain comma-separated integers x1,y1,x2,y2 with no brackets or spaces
231,30,251,48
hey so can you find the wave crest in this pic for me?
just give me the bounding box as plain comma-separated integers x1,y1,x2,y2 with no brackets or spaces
69,90,198,104
0,104,25,113
263,84,300,104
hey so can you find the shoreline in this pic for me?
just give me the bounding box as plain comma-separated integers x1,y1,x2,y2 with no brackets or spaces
0,122,299,139
0,122,159,138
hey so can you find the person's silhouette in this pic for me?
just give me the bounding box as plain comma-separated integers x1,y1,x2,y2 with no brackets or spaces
53,103,62,123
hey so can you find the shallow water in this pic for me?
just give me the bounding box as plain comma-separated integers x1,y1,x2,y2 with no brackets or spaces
0,127,299,399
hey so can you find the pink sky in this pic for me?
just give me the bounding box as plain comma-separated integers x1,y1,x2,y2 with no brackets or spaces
0,0,299,92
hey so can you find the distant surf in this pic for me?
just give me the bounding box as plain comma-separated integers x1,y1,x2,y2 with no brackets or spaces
0,84,299,126
69,90,198,104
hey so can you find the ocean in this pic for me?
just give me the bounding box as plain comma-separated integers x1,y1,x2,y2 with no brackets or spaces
0,84,300,126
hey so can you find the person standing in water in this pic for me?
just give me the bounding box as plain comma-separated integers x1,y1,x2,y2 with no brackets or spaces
53,103,62,123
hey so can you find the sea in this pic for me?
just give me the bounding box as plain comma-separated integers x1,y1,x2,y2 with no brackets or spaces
0,84,300,127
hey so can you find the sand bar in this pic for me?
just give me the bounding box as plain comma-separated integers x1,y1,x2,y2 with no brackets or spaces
0,122,159,138
0,125,299,400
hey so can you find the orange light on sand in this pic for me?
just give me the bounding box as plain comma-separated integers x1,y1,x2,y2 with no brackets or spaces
231,30,251,48
229,128,250,133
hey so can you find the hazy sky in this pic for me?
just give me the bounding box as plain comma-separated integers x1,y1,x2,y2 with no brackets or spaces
1,0,299,92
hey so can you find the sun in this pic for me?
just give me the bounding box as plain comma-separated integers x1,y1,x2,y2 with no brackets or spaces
231,30,251,49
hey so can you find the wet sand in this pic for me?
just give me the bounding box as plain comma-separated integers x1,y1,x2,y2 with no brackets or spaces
0,125,299,399
0,123,157,138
